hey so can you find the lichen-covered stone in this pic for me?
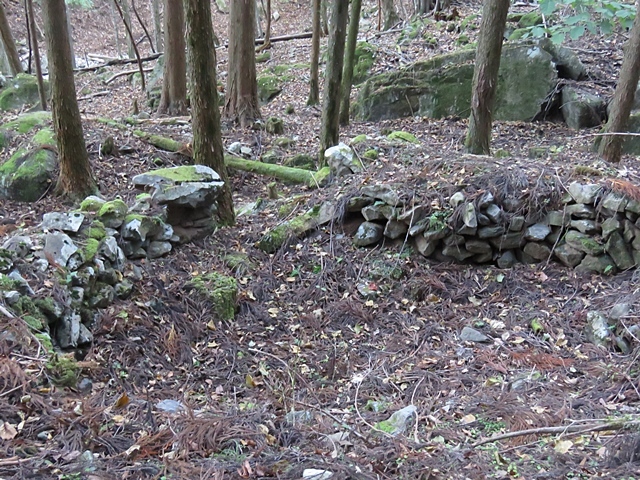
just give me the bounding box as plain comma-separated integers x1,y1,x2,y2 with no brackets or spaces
191,272,238,321
605,231,635,270
353,221,384,247
97,199,129,228
565,230,604,256
0,147,57,202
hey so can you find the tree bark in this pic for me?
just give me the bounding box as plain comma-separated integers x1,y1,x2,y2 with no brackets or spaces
598,0,640,164
0,2,22,75
339,0,362,126
184,0,235,224
320,0,329,35
119,0,135,58
464,0,509,155
307,0,321,105
26,0,46,110
381,0,400,30
42,0,96,199
224,0,261,127
257,0,271,50
158,0,187,115
319,0,349,162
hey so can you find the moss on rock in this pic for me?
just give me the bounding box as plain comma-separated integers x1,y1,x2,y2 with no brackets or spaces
46,353,80,388
0,146,57,202
191,272,238,321
2,111,51,134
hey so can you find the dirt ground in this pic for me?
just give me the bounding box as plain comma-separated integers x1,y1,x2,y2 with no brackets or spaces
2,0,640,479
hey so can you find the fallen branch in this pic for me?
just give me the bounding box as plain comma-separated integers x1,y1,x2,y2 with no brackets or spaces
78,90,110,101
74,52,162,73
472,420,640,447
104,67,153,85
254,31,312,45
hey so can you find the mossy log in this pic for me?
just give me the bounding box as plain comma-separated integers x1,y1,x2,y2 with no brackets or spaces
258,206,321,253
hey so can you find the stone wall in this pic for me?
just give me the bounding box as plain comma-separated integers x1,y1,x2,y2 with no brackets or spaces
351,181,640,274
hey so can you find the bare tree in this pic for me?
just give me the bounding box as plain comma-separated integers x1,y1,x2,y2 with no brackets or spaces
157,0,187,115
598,0,640,163
307,0,321,105
185,0,234,224
319,0,349,161
0,2,22,75
339,0,362,125
26,0,46,110
464,0,509,155
152,0,163,52
42,0,96,199
381,0,400,30
224,0,261,127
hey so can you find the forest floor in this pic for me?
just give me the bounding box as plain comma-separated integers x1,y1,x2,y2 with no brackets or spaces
2,0,640,478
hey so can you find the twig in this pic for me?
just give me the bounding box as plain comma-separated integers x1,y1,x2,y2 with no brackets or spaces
104,67,153,85
472,420,640,447
75,52,162,72
112,0,146,91
78,90,110,101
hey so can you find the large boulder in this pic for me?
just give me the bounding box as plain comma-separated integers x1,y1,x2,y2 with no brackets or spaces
0,74,49,111
561,85,605,130
0,147,57,202
353,42,557,122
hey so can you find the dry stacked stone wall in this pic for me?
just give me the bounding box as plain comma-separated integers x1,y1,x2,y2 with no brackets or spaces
350,181,640,274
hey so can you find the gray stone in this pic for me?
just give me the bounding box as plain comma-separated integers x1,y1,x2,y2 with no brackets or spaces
508,215,525,231
155,223,175,242
601,192,628,213
477,192,494,209
547,210,570,227
465,239,492,254
3,290,20,305
354,43,557,122
41,212,85,233
623,220,637,242
7,271,33,295
57,311,81,348
474,251,493,263
485,204,502,224
88,284,116,308
576,254,616,274
627,199,640,214
325,143,362,176
570,219,599,234
347,196,373,212
121,216,162,242
566,203,595,219
477,213,491,226
362,203,396,221
442,244,473,261
0,145,58,202
605,231,635,270
449,192,465,207
489,232,523,251
460,326,490,343
99,236,126,270
457,225,477,236
77,324,93,346
561,86,605,130
478,225,505,239
133,165,224,209
44,232,78,268
2,235,33,258
353,222,384,247
115,279,135,299
553,243,584,267
375,405,417,437
609,303,631,321
384,220,408,239
96,199,129,229
397,206,426,225
584,311,612,348
443,234,465,246
565,230,604,255
523,242,551,261
524,223,551,241
423,227,449,242
539,39,587,80
601,217,622,239
147,241,172,259
461,203,477,229
496,250,517,268
361,184,401,206
415,235,437,256
567,182,602,204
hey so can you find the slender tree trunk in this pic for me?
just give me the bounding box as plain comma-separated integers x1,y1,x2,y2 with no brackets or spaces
339,0,362,126
320,0,329,35
381,0,400,30
261,0,271,50
0,2,22,74
26,0,46,110
152,0,163,52
464,0,509,155
184,0,234,224
158,0,187,115
131,0,156,52
66,13,76,68
598,0,640,163
319,0,349,163
42,0,96,199
119,0,135,58
307,0,321,105
224,0,261,127
110,1,122,57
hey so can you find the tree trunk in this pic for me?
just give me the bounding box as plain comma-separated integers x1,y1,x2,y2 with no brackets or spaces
185,0,234,224
26,0,46,110
0,2,22,74
307,0,321,105
319,0,349,163
381,0,400,30
152,0,163,52
224,0,261,127
464,0,509,155
320,0,329,35
339,0,362,126
158,0,187,115
66,13,76,68
42,0,96,199
260,0,271,50
119,0,135,58
598,0,640,164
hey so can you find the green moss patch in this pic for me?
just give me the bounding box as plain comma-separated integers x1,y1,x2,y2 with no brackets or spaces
191,273,238,321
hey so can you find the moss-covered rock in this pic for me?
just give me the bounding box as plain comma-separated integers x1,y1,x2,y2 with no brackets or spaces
80,195,107,212
353,42,376,85
2,111,52,134
387,131,419,144
97,199,129,228
258,205,324,253
266,116,285,134
256,51,271,63
0,146,57,202
46,353,80,387
363,149,379,160
0,74,49,111
284,153,316,170
83,220,107,240
518,11,543,28
354,42,557,122
257,75,283,105
191,272,238,321
31,128,55,145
